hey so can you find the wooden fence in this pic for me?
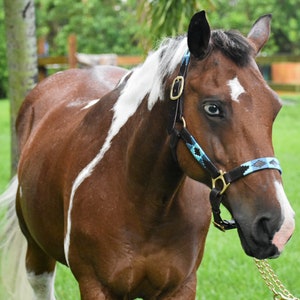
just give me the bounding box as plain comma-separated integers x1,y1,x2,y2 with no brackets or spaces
38,35,144,81
256,55,300,92
38,36,300,92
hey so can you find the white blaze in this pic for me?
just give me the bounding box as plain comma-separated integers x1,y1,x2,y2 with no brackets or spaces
272,181,295,252
227,77,245,102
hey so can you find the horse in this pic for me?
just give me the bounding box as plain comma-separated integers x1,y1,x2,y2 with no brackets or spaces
0,10,295,300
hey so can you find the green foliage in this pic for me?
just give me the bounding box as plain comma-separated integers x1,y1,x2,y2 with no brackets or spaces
205,0,300,55
0,2,8,98
136,0,300,55
33,0,300,57
35,0,143,55
134,0,213,49
1,1,300,98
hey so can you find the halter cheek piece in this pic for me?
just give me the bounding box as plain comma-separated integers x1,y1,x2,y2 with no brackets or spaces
168,51,282,232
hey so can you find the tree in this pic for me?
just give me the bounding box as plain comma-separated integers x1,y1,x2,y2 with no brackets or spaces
134,0,213,50
134,0,300,55
4,0,38,174
202,0,300,55
34,0,143,56
0,2,8,98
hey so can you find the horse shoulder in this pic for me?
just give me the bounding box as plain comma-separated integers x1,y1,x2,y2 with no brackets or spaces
175,178,211,267
16,66,127,153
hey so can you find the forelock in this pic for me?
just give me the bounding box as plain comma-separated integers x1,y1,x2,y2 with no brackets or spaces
210,30,254,66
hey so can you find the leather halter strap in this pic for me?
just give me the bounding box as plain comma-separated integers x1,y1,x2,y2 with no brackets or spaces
168,51,282,231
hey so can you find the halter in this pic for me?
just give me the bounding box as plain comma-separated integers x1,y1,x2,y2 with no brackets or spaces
168,50,282,231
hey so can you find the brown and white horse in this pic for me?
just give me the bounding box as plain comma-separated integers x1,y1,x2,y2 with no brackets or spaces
0,11,295,300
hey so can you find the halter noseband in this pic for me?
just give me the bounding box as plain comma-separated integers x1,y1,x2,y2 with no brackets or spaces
168,51,282,232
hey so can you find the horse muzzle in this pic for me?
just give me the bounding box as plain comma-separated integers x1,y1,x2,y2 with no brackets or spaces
237,224,281,259
233,189,295,259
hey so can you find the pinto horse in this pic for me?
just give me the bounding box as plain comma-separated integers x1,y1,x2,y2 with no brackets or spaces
0,11,295,300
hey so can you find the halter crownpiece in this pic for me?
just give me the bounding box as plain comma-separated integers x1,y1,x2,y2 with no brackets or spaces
168,51,282,232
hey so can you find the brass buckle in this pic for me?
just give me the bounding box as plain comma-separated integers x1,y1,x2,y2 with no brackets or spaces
211,170,230,195
213,221,226,232
170,76,184,100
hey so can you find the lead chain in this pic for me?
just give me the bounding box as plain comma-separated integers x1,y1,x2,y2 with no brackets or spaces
254,259,299,300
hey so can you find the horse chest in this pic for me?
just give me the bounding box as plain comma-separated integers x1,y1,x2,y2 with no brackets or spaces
104,246,195,297
70,185,207,297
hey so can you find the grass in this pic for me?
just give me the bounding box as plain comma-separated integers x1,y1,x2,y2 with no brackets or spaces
0,95,300,299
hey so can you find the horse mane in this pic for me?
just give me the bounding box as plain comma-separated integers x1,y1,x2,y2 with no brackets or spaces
116,36,187,112
117,30,252,113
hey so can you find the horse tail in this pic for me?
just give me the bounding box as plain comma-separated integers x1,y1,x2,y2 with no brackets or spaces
0,176,34,299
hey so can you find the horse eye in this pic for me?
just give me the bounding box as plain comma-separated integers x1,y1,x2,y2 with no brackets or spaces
203,104,221,116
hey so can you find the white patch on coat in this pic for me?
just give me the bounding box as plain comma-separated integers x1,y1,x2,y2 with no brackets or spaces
66,99,86,108
272,181,295,252
64,37,189,264
227,77,245,102
27,270,56,300
81,98,100,110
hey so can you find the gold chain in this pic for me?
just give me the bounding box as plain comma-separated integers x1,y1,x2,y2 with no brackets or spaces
254,259,299,300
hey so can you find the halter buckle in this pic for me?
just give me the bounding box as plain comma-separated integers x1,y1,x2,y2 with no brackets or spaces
211,170,230,195
213,219,237,232
170,76,185,100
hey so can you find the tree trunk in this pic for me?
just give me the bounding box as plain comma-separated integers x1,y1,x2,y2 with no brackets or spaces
4,0,37,175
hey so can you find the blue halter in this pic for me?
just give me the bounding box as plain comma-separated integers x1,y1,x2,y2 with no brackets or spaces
168,51,282,231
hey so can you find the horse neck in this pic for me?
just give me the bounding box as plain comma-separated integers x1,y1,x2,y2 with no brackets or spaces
124,100,184,204
110,43,188,206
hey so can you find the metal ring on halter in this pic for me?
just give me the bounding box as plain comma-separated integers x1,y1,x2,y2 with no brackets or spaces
211,170,231,195
170,76,185,100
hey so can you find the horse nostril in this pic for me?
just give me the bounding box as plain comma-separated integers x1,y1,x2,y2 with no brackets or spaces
261,218,272,238
252,216,276,245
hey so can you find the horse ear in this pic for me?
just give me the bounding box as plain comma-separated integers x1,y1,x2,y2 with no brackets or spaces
247,14,272,55
187,11,211,59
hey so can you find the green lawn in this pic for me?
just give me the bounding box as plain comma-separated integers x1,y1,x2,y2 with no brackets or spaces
0,95,299,299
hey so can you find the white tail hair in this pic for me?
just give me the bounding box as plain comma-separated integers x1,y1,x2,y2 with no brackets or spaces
0,176,34,299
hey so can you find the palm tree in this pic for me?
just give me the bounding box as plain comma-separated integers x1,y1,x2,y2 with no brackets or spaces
136,0,213,49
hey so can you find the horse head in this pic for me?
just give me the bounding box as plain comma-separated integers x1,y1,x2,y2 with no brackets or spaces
173,11,295,259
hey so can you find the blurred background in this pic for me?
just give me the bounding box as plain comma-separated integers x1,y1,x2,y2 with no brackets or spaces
1,0,300,98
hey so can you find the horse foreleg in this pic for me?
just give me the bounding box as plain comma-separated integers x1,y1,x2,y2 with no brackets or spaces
25,239,57,300
76,275,119,300
69,259,117,300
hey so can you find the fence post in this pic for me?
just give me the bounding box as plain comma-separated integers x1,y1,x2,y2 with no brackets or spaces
38,37,47,81
68,34,77,68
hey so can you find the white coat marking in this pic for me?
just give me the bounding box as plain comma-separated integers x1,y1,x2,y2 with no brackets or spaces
66,99,86,108
64,38,189,264
227,77,245,102
81,98,100,110
27,270,56,300
272,181,295,252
